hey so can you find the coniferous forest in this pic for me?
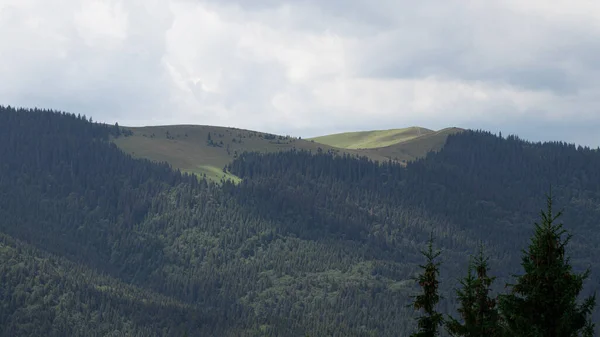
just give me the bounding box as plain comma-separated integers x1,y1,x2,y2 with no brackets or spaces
0,106,598,336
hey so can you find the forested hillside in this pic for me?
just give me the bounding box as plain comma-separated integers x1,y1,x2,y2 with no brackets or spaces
0,106,598,336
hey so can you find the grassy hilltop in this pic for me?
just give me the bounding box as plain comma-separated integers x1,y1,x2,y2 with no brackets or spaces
113,125,390,182
308,126,464,163
366,127,464,163
113,124,463,181
308,126,435,149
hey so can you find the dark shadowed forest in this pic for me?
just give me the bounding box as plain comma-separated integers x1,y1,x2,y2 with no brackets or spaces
0,106,598,336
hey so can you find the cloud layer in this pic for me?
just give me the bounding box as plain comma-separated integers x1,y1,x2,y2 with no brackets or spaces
1,0,599,146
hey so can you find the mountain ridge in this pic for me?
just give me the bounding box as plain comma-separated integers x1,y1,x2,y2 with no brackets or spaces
113,124,462,182
1,106,597,336
308,126,437,149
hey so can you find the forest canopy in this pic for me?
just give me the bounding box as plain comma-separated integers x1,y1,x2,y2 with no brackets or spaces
0,106,598,336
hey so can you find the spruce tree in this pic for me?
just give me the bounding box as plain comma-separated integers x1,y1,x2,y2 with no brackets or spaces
471,247,501,336
446,246,501,337
498,193,596,336
410,235,444,337
446,257,477,336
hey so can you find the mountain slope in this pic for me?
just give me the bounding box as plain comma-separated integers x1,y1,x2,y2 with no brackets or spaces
112,125,392,182
1,106,598,336
0,234,207,337
308,126,435,149
113,125,463,182
368,127,464,163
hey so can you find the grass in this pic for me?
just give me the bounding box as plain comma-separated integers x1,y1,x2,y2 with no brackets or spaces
181,165,242,184
113,125,391,183
308,127,435,149
113,124,463,183
365,127,464,163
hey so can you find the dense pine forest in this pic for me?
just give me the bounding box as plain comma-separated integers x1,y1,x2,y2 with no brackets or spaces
0,106,598,336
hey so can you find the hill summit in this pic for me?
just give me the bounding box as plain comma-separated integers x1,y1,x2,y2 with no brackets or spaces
308,126,436,149
113,125,463,182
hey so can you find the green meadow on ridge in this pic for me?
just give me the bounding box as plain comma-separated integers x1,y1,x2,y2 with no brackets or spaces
113,124,463,182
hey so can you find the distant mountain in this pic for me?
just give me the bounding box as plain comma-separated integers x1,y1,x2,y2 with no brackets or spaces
114,124,392,182
308,126,463,163
366,127,464,163
113,125,462,182
1,106,598,336
308,126,436,149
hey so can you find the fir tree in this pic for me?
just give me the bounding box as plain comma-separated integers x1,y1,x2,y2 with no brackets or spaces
471,247,501,336
446,257,477,336
446,246,501,337
498,193,596,336
410,235,444,337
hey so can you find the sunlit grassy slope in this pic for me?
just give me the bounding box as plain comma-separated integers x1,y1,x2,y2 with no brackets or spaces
113,125,463,182
308,127,435,149
366,127,464,163
113,125,391,182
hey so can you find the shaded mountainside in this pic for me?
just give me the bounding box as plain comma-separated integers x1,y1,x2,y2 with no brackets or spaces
0,106,598,336
0,234,206,337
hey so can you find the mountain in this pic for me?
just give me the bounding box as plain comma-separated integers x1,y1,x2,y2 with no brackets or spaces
113,125,388,182
308,126,436,149
0,234,204,337
308,127,463,163
366,127,464,163
1,106,598,336
112,125,462,182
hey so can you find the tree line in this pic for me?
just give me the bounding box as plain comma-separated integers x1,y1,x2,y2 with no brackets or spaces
0,105,598,336
410,194,596,336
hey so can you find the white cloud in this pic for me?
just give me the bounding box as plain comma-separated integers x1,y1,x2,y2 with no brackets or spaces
0,0,599,146
74,0,129,48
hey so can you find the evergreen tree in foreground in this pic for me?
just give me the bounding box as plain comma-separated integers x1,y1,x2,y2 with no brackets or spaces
446,256,477,336
410,235,444,337
471,247,501,336
446,246,501,336
498,193,597,336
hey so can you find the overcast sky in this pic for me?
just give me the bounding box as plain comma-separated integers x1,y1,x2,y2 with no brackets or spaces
1,0,599,146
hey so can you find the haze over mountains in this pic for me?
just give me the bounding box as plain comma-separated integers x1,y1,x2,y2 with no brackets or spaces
1,106,598,336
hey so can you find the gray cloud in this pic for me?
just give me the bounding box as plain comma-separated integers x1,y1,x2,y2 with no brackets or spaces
0,0,599,147
352,4,600,96
0,0,174,123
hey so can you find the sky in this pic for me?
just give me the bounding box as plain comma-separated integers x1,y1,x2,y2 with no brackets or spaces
1,0,599,147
